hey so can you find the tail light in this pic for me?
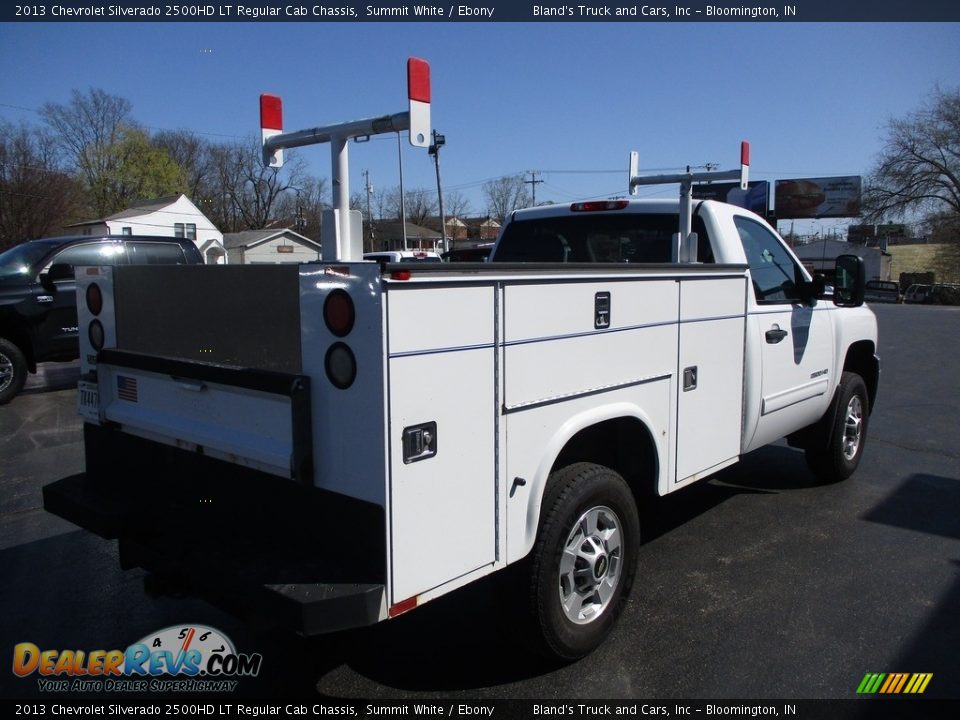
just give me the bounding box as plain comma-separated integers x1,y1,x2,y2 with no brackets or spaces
323,289,355,337
571,200,629,212
325,343,357,389
324,290,356,389
85,283,103,316
88,320,105,351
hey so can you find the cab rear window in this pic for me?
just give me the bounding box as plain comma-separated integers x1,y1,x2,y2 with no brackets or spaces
493,213,713,263
126,242,187,264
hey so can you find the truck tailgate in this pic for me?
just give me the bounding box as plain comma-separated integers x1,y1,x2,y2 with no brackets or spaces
92,349,313,483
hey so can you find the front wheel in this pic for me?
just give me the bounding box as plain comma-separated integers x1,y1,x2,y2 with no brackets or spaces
526,462,640,660
805,371,869,482
0,338,28,405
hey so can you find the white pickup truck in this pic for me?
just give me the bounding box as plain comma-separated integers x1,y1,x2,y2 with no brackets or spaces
43,61,878,660
44,196,878,660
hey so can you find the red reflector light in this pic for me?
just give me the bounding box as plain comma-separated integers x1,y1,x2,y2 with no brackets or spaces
389,596,418,618
570,200,630,212
741,141,750,166
391,270,412,281
260,94,283,131
323,289,355,337
407,58,431,104
86,283,103,316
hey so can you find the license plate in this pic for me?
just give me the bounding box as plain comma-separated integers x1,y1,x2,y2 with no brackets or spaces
77,380,100,422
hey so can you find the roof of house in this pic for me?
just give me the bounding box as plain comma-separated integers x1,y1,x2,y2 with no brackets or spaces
106,195,183,221
65,194,188,227
374,221,442,240
222,228,319,250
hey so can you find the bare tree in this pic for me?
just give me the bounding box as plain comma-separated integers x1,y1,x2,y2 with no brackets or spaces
483,175,530,223
0,122,84,248
444,190,472,220
379,186,438,226
208,140,304,232
404,188,438,227
274,175,329,239
372,186,393,221
40,88,134,217
864,87,960,238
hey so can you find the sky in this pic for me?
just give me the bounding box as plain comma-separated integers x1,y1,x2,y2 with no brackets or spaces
1,21,959,236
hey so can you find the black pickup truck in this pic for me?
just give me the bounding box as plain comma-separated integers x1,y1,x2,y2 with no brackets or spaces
0,235,204,404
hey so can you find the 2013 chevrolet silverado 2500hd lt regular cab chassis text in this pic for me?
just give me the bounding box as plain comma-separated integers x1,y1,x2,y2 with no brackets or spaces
44,197,878,660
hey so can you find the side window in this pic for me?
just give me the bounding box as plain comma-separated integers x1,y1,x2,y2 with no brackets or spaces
49,243,127,276
125,242,187,264
734,216,802,304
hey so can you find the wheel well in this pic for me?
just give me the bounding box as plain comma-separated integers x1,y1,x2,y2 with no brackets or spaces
0,326,35,371
551,417,659,501
843,340,878,413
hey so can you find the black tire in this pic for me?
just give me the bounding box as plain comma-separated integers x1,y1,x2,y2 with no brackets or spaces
526,462,640,660
0,338,28,405
805,371,869,483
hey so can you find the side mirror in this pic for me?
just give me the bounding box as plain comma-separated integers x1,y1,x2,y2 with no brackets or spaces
47,263,75,281
834,254,865,307
39,263,74,289
795,269,827,305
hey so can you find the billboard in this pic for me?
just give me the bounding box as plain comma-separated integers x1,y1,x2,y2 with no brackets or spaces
693,180,769,217
775,176,862,219
848,224,875,243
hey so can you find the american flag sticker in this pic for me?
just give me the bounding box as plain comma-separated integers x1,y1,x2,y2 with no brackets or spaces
117,375,138,403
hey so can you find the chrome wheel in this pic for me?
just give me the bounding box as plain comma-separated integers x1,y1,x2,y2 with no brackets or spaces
558,505,623,625
0,351,12,393
842,395,863,461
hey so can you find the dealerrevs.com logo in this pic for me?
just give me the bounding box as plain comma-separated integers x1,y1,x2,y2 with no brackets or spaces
13,625,262,693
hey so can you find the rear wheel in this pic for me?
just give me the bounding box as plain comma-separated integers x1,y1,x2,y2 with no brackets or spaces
0,338,28,405
526,462,640,660
805,372,869,482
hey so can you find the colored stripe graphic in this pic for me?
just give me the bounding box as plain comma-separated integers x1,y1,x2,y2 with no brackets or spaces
858,672,932,694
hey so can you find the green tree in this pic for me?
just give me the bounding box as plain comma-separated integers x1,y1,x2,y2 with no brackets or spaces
105,127,185,210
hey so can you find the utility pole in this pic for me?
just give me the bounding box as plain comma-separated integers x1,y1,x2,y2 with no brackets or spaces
428,130,447,253
397,133,408,250
525,170,543,207
290,186,305,234
363,169,374,252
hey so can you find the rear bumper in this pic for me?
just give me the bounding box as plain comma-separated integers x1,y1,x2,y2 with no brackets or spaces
43,425,387,635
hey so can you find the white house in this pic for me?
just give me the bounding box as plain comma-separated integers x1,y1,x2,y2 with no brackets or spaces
222,229,321,264
65,194,226,265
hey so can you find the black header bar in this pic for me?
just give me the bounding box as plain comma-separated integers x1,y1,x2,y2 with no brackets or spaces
3,1,959,23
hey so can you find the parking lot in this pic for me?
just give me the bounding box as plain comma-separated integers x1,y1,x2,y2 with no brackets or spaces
1,304,958,701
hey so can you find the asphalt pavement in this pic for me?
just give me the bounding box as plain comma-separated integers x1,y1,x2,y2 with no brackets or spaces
1,305,958,701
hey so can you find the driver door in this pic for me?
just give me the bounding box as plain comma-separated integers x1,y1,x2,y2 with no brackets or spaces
736,216,835,452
